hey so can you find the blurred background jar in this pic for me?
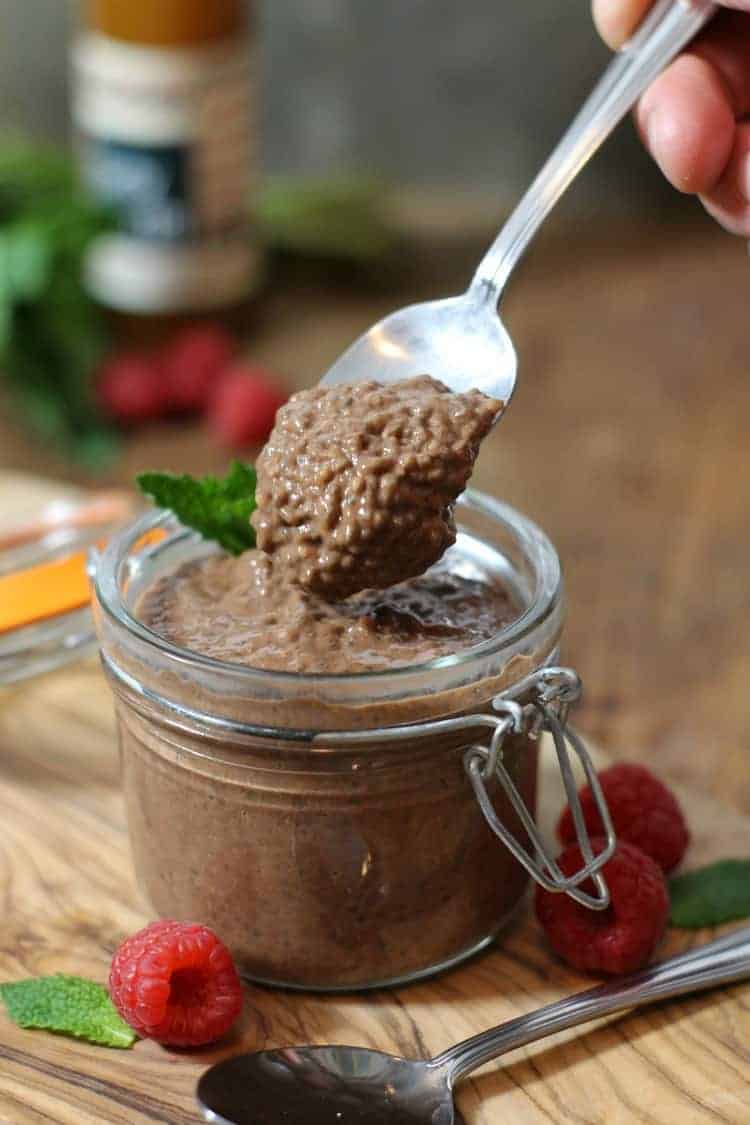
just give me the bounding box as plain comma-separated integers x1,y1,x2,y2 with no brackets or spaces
71,0,262,343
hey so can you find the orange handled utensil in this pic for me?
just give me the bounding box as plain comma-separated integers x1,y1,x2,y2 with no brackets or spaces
0,491,135,635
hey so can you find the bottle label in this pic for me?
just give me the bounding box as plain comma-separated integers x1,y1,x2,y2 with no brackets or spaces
85,139,191,241
72,33,259,312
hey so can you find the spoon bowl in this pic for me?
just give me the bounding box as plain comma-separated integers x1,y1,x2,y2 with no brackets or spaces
321,290,517,411
197,1044,460,1125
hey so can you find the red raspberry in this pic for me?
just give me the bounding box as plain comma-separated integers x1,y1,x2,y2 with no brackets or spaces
109,920,243,1046
208,365,288,448
535,839,669,975
558,762,689,873
97,352,167,426
162,323,236,413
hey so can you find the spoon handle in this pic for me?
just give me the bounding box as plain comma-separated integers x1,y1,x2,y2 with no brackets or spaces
434,926,750,1084
469,0,716,303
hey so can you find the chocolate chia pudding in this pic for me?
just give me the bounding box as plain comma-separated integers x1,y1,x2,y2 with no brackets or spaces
138,554,515,674
95,380,563,989
251,375,501,598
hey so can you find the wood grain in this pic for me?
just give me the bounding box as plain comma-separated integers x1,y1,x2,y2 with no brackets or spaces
0,662,749,1124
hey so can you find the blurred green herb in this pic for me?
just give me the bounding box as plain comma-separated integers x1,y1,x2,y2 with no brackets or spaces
0,134,118,468
137,461,257,555
258,175,393,263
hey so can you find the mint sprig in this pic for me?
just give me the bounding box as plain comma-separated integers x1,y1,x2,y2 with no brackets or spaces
137,461,257,556
0,974,136,1049
669,859,750,929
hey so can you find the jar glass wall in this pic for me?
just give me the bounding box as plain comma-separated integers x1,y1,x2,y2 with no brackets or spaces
93,491,564,989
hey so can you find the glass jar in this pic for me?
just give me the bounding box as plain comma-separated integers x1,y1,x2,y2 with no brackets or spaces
93,491,596,991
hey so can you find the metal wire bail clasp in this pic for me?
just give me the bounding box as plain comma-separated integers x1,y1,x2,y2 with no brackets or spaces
464,667,616,911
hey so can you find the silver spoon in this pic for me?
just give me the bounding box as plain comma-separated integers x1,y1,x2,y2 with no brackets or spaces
197,927,750,1124
321,0,715,408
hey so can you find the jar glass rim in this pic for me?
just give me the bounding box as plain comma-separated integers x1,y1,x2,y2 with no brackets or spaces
93,489,563,690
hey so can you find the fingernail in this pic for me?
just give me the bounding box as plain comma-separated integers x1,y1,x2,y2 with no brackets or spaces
740,152,750,203
640,103,675,166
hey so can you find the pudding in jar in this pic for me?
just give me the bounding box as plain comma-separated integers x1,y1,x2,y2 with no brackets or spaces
94,376,564,988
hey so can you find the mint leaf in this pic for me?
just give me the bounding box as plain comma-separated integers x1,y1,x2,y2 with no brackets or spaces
669,860,750,929
0,974,136,1049
137,461,257,556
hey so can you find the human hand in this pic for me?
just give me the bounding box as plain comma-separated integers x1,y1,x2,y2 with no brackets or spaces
594,0,750,233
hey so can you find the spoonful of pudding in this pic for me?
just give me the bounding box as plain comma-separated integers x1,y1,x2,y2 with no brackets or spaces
251,375,500,598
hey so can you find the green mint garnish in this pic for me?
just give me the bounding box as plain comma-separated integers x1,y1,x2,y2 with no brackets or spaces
137,460,257,556
669,859,750,929
0,974,136,1048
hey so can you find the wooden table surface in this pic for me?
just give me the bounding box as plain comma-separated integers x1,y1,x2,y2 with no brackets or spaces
3,217,748,814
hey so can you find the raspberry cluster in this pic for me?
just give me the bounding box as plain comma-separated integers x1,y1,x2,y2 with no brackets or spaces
97,323,287,448
537,762,689,975
558,762,689,873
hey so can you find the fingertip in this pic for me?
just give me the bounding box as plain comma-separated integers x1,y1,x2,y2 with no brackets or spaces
593,0,653,49
636,56,735,194
700,122,750,236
